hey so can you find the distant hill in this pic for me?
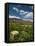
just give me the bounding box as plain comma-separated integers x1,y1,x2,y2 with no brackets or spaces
9,18,32,25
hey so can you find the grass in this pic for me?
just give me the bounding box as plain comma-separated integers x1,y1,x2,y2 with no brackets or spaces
8,21,33,42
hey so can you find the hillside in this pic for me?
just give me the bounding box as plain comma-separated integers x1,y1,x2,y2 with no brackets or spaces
9,18,32,25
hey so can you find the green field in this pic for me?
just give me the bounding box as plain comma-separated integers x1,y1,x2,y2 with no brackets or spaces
8,20,33,42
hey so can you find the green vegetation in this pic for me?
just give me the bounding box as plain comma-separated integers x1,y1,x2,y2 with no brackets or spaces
8,21,33,42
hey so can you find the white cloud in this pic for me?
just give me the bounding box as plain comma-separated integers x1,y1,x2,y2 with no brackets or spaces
24,12,33,19
24,12,28,14
20,10,24,13
19,10,28,15
9,15,21,19
13,7,19,12
23,12,33,22
9,15,33,22
19,12,28,15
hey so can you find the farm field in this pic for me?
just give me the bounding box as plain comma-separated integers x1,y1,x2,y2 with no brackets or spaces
8,20,33,42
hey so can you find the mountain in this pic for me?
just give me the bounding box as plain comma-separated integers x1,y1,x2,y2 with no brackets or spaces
9,16,32,25
9,16,33,22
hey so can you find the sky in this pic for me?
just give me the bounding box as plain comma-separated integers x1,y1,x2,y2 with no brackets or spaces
9,4,33,22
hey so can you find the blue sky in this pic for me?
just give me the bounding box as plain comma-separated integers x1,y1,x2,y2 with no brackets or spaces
9,4,33,22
